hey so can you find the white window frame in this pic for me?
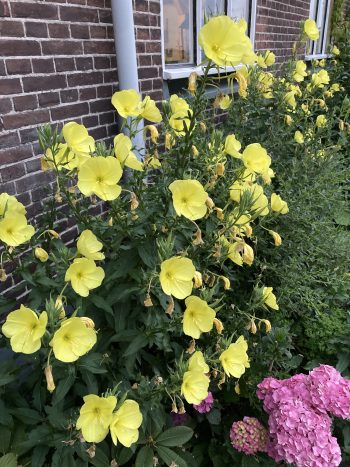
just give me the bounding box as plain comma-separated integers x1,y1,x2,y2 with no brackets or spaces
160,0,257,80
305,0,333,60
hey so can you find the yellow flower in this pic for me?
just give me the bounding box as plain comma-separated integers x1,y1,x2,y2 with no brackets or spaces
114,134,143,171
144,125,159,144
263,286,279,310
50,317,97,362
2,305,47,354
199,16,254,67
311,70,329,87
219,336,250,378
258,72,274,98
230,182,268,216
241,143,271,174
304,19,320,40
284,90,297,109
45,143,75,171
332,45,340,56
62,122,95,167
65,258,105,297
77,156,123,201
224,134,242,158
183,296,216,339
169,179,208,221
221,237,243,266
293,60,307,82
257,50,275,68
234,69,248,98
181,370,209,404
188,351,209,373
159,256,195,299
271,193,289,214
111,89,142,118
294,130,304,144
140,96,162,123
0,193,26,217
330,83,341,92
242,243,254,266
0,214,35,247
218,94,232,110
285,115,293,126
110,400,143,447
169,94,189,113
268,230,282,246
35,247,49,262
169,109,192,135
77,229,105,261
76,395,117,443
316,115,327,128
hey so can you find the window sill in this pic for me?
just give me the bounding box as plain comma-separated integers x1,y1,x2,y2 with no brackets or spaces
163,64,244,80
305,53,331,61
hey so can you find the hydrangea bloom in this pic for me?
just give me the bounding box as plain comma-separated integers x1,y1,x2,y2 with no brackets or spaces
257,365,350,467
193,391,214,413
230,417,268,455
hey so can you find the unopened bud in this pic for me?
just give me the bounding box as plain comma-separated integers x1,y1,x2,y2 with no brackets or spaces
55,296,65,319
242,243,254,266
199,121,207,132
215,207,224,220
41,157,50,172
193,271,203,288
268,230,282,246
47,229,59,239
261,319,272,333
339,120,345,131
213,318,224,334
249,319,257,334
35,247,49,263
191,145,199,157
235,383,241,395
108,217,113,226
80,317,95,329
188,71,197,95
192,229,204,246
206,197,215,209
186,339,196,354
144,125,159,144
216,163,225,176
44,365,55,393
178,402,186,414
130,192,139,211
219,275,231,290
165,296,174,316
171,401,178,413
165,132,174,150
144,294,153,307
0,269,7,282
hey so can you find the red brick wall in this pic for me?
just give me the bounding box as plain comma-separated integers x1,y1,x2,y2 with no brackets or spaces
255,0,311,64
0,0,162,219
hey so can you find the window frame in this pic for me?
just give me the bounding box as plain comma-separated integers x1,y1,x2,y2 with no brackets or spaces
160,0,257,80
305,0,333,60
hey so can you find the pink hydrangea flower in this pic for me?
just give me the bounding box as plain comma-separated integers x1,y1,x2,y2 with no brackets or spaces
257,365,350,467
193,391,214,413
230,417,268,455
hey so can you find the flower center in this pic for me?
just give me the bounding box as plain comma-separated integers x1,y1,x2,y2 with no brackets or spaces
96,176,103,183
62,334,70,342
212,44,220,52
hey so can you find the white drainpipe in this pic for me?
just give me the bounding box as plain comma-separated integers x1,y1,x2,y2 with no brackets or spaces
111,0,145,157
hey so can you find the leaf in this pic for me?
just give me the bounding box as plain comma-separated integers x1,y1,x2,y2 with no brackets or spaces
31,445,50,467
77,353,108,374
116,446,135,466
241,455,260,467
0,428,11,455
137,241,157,268
52,372,75,405
156,426,193,447
156,446,188,467
88,295,113,315
0,454,17,467
123,334,148,357
89,446,110,467
334,209,350,226
206,409,221,425
135,446,154,467
10,408,42,425
336,352,350,373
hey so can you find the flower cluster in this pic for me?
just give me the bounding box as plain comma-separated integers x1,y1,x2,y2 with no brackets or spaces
230,417,268,455
257,365,350,466
0,193,34,247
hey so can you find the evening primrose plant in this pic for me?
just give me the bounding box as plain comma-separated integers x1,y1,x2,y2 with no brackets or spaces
1,12,347,467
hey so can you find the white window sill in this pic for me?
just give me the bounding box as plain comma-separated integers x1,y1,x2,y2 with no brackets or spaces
163,64,244,80
305,53,331,61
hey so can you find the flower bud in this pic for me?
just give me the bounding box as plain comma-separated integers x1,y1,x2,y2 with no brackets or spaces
171,401,178,413
206,197,215,209
55,296,65,319
284,115,293,126
249,319,257,334
44,365,55,393
244,224,253,237
339,120,344,131
41,157,50,172
242,243,254,266
165,296,174,316
47,229,59,239
216,163,225,176
199,121,207,132
188,71,197,95
165,132,174,150
80,317,95,329
219,275,231,290
213,318,224,334
191,145,199,157
108,217,113,226
268,230,282,246
144,125,159,144
215,207,224,220
261,319,272,333
130,192,139,211
178,402,186,414
235,383,241,395
186,339,196,354
192,229,204,246
193,271,203,288
35,247,49,263
144,294,153,307
0,269,7,282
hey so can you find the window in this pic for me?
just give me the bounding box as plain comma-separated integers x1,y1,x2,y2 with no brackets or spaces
306,0,333,59
161,0,257,80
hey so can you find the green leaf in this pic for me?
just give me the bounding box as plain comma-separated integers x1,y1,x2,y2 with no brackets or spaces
336,352,350,373
206,408,221,425
123,334,148,357
10,408,42,425
31,445,50,467
0,454,17,467
135,446,154,467
241,455,260,467
78,353,108,374
52,372,75,405
0,428,11,455
88,295,113,314
156,426,193,447
156,446,188,467
334,209,350,226
89,446,110,467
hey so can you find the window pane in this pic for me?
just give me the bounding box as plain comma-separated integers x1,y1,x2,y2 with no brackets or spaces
203,0,226,18
229,0,249,22
163,0,194,66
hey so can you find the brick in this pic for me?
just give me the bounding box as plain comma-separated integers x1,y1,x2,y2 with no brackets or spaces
86,0,104,6
42,40,83,55
0,1,10,17
6,59,32,75
89,98,109,113
94,56,110,69
60,5,98,22
51,102,89,121
32,58,55,74
38,92,60,107
97,84,112,98
82,115,99,127
135,0,148,12
134,12,150,26
75,56,93,70
23,75,66,92
25,158,41,174
150,28,161,40
0,77,22,95
1,163,26,182
103,70,116,83
3,109,50,130
60,89,78,103
13,95,37,112
55,57,75,72
11,2,58,19
83,40,114,54
90,126,107,140
90,25,107,38
70,24,90,39
48,23,70,38
139,67,158,79
145,41,161,53
0,20,24,37
16,172,53,194
0,59,5,75
20,127,39,144
98,9,112,23
137,28,150,40
25,21,48,38
0,97,12,114
0,144,31,162
79,87,96,100
99,111,114,125
67,71,103,87
139,55,152,67
0,39,41,56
